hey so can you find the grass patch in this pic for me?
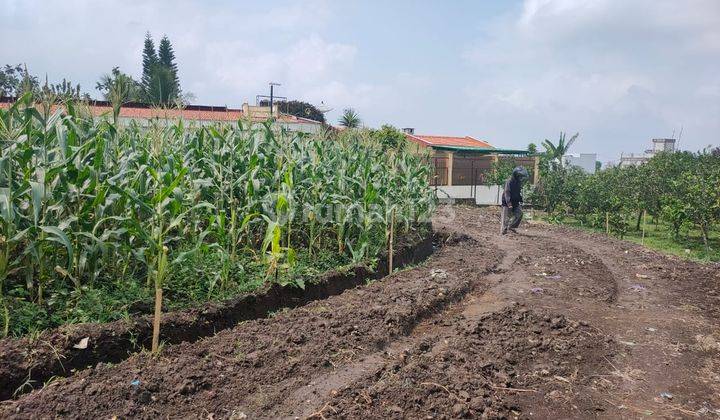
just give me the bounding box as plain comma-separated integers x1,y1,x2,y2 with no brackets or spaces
5,247,354,338
530,212,720,263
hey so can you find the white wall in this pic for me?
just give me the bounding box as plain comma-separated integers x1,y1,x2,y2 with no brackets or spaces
435,185,503,205
563,153,597,173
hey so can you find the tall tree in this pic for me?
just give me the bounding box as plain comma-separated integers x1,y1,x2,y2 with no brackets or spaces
258,99,326,123
144,66,178,106
0,64,25,97
141,32,159,100
158,35,181,99
372,124,406,150
339,108,361,128
140,33,184,105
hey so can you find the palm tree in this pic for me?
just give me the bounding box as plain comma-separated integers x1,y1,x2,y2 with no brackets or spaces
542,132,579,168
96,67,141,123
339,108,361,128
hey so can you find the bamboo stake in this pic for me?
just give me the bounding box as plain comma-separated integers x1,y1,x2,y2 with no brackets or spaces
605,212,610,235
500,206,506,234
152,287,162,353
388,208,395,274
641,210,647,245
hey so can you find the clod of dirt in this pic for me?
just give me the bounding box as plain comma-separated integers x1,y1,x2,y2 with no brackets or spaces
694,334,720,352
326,306,615,419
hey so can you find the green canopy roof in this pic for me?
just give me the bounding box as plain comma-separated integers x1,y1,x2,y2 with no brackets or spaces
431,145,529,155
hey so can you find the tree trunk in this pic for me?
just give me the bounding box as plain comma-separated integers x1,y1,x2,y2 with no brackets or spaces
635,210,643,231
700,224,710,251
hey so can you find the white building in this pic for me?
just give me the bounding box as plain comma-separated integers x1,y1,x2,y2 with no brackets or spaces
647,138,676,154
563,153,597,173
619,138,676,167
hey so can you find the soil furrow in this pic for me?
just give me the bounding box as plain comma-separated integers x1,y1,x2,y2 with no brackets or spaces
275,238,524,419
0,230,433,402
0,231,502,419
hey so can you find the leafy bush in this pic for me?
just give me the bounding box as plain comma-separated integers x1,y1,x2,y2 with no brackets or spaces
533,149,720,247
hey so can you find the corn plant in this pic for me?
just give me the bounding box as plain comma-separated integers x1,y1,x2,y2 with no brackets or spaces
0,96,437,337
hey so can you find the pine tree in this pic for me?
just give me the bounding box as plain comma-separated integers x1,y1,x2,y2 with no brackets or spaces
158,35,181,100
139,32,185,105
141,32,158,100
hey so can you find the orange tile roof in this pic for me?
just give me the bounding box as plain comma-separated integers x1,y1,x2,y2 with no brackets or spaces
99,105,248,121
405,133,493,149
0,100,320,125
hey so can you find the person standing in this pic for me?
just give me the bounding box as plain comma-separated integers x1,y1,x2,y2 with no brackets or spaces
501,166,529,234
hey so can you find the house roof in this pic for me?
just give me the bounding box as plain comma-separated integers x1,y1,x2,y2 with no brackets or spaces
0,98,323,125
431,145,529,155
404,133,494,149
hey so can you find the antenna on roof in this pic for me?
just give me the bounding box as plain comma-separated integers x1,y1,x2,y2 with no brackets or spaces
269,82,281,119
677,125,683,149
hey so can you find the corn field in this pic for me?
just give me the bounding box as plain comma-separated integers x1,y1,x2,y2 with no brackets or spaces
0,95,436,337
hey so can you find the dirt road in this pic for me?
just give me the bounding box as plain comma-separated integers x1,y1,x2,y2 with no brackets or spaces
1,206,718,419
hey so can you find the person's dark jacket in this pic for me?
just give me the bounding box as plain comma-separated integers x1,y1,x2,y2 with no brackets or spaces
502,167,527,208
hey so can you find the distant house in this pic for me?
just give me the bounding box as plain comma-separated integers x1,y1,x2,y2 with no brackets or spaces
402,128,533,186
402,128,535,205
0,98,324,134
619,138,676,167
563,153,597,173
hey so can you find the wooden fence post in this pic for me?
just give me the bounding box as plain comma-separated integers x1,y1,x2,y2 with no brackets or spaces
388,208,395,274
641,210,647,245
152,287,162,353
605,212,610,235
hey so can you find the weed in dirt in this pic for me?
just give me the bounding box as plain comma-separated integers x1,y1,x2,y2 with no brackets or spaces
267,307,291,318
13,370,35,398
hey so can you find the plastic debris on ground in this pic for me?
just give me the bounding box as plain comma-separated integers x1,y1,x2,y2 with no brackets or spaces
73,337,90,350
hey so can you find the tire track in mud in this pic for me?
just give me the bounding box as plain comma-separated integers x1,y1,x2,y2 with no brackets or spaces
519,232,619,303
288,222,617,419
275,242,522,419
441,209,618,305
319,207,718,419
274,222,570,419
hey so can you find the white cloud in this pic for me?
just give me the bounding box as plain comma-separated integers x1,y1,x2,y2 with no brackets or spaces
462,0,720,160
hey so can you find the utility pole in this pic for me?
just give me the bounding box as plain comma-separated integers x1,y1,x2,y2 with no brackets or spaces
269,82,281,119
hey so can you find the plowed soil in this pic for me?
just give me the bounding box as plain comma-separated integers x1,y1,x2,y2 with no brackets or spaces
1,206,719,419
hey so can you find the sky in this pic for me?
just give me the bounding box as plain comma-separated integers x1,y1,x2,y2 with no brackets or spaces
2,0,718,162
